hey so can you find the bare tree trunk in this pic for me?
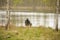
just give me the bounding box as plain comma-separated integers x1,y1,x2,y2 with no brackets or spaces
5,0,10,30
55,0,59,31
33,0,36,12
55,13,58,31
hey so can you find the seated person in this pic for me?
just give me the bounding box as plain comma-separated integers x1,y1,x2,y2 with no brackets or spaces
25,18,32,26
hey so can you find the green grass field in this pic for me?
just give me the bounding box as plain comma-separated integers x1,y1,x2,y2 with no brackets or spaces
0,27,60,40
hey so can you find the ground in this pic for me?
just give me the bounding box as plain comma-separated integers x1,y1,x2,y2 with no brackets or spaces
0,26,60,40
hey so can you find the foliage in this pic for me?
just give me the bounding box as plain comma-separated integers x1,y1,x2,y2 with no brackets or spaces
0,0,57,12
12,0,24,6
0,27,60,40
11,0,56,6
0,0,7,7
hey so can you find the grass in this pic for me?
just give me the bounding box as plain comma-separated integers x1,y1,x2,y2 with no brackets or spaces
0,26,60,40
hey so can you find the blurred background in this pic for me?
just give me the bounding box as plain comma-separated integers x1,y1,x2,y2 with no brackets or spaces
0,0,60,29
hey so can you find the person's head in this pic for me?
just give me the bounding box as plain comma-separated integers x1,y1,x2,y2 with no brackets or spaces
26,18,29,20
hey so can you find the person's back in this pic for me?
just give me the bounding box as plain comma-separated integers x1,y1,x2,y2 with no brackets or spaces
25,19,30,26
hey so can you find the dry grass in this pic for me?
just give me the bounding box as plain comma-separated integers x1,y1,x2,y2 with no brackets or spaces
0,26,60,40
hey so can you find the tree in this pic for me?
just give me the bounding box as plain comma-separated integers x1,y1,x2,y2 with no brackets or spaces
33,0,36,12
55,0,59,31
0,0,7,10
0,0,7,7
5,0,10,30
11,0,24,6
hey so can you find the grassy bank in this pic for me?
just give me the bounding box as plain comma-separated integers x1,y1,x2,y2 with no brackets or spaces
0,27,60,40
